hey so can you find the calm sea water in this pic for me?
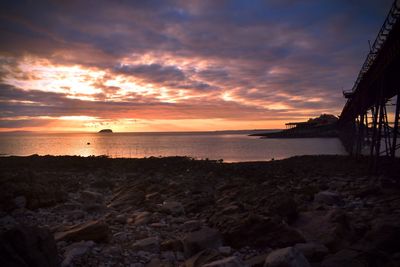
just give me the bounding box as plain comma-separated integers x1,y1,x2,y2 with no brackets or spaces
0,132,347,162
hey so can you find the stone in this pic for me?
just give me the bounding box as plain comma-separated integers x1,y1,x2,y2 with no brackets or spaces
320,249,369,267
0,225,59,267
314,191,344,206
218,246,232,255
184,249,220,267
293,209,352,251
363,219,400,253
183,227,222,257
162,201,184,216
55,220,110,243
80,190,104,204
14,196,27,209
161,250,176,261
62,240,95,267
161,239,183,252
108,186,145,210
115,214,127,224
132,237,160,253
83,203,106,213
268,195,298,223
182,220,202,232
66,210,86,220
294,242,329,262
131,211,152,225
264,247,311,267
203,256,246,267
220,214,305,248
245,253,270,267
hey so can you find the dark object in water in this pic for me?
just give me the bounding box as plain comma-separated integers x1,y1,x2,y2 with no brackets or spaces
98,129,113,133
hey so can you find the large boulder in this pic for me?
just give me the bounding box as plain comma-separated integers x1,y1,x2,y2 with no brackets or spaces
219,214,305,248
0,225,59,267
268,195,298,223
55,220,110,243
183,227,222,257
108,185,145,210
293,209,352,251
264,247,311,267
363,219,400,253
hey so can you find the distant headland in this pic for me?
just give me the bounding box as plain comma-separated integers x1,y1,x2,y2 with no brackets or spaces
98,129,113,133
251,114,339,138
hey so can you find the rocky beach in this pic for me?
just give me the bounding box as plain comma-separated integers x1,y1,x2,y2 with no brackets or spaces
1,155,400,267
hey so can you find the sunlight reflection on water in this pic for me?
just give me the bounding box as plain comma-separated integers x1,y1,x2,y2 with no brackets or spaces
0,132,347,162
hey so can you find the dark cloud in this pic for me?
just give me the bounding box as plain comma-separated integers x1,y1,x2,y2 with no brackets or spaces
114,64,186,83
0,0,394,129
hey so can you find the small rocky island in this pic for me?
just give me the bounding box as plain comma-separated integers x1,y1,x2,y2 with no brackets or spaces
98,129,113,133
252,114,339,138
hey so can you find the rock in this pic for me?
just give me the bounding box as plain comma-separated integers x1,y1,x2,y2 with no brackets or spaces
293,209,352,251
294,242,329,262
115,214,127,224
264,247,311,267
218,246,232,255
14,195,27,209
108,185,145,210
150,222,167,228
131,211,152,225
62,241,95,267
203,256,245,267
0,225,59,267
83,203,106,213
161,239,183,252
146,192,161,202
268,195,298,223
55,220,110,243
161,250,176,261
245,253,270,267
0,215,16,230
220,214,305,248
183,227,222,257
66,209,86,220
162,201,184,216
319,248,388,267
221,205,240,215
80,190,104,204
363,219,400,253
184,249,220,267
132,237,160,253
182,220,202,232
314,191,344,206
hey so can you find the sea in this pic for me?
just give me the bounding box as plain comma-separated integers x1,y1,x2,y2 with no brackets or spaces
0,131,347,162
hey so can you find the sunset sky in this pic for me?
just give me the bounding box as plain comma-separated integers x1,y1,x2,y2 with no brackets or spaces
0,0,393,132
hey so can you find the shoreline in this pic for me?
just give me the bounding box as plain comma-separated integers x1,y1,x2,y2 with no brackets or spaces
1,155,400,266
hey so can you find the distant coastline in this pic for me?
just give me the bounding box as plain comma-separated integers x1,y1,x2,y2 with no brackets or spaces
251,114,339,138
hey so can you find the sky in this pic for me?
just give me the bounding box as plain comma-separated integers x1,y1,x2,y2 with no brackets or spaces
0,0,394,132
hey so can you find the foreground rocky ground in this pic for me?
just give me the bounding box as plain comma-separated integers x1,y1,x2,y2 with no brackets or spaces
0,155,399,267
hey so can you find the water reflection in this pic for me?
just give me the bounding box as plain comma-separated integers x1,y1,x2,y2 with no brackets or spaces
0,132,347,162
